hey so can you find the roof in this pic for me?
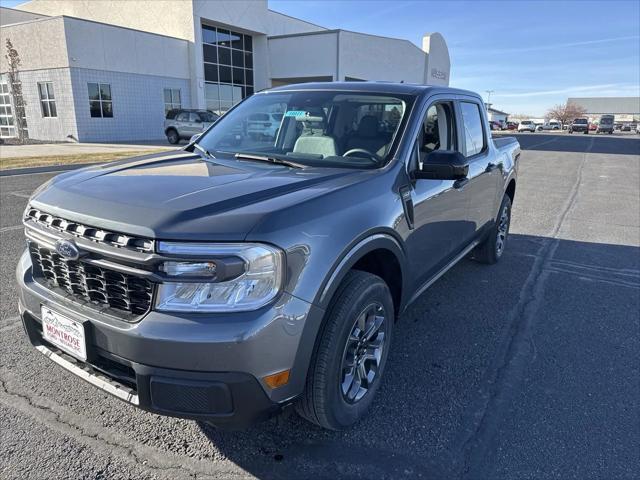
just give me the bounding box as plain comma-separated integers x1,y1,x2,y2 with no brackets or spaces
264,81,479,98
568,97,640,114
488,107,509,115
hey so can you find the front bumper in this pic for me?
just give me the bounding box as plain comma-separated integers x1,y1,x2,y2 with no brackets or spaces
17,250,324,428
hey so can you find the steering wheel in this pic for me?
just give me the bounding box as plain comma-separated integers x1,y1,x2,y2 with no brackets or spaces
343,148,382,164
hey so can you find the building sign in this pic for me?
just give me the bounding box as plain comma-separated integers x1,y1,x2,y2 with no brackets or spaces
430,68,447,81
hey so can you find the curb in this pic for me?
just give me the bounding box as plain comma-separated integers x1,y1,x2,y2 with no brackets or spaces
0,162,103,177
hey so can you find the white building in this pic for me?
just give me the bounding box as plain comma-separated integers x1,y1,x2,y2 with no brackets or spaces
0,1,451,142
486,107,509,126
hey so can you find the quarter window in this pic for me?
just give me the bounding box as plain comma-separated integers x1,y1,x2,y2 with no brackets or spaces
460,102,486,157
164,88,181,114
38,82,57,118
88,83,113,118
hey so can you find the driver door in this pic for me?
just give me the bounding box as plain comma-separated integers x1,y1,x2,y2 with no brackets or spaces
404,98,475,289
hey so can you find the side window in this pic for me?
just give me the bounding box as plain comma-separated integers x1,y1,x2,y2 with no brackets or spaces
418,102,455,164
189,112,202,123
460,102,486,157
175,112,188,122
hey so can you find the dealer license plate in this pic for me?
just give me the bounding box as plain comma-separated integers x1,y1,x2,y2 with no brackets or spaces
41,306,87,361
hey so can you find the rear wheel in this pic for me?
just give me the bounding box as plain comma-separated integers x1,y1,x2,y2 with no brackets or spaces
296,270,394,430
472,195,512,264
166,129,179,144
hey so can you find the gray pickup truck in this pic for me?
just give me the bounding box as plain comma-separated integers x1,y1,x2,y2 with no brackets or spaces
17,82,519,430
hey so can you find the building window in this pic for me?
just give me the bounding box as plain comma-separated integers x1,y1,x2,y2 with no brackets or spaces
88,83,113,118
38,82,57,118
164,88,181,115
0,80,16,138
202,24,254,115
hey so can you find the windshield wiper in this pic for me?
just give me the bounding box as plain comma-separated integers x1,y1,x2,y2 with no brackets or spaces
234,153,305,169
193,142,215,160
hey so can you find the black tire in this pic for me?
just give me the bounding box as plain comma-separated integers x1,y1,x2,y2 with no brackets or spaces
472,195,512,264
568,130,573,134
584,130,588,134
296,270,394,430
166,129,179,144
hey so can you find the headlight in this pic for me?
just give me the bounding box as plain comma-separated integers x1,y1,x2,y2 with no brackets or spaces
155,242,284,312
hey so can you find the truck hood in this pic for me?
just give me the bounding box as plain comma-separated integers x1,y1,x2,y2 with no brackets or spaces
31,150,366,241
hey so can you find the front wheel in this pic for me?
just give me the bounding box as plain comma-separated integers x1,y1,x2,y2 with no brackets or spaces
166,129,179,144
296,271,394,430
472,195,512,264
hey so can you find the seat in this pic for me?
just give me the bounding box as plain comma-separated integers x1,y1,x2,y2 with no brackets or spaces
344,115,388,156
293,135,338,157
292,108,338,157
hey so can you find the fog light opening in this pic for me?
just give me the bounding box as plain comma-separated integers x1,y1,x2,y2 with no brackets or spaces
263,369,290,389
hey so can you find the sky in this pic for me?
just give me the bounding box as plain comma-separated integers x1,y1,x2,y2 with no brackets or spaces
2,0,638,116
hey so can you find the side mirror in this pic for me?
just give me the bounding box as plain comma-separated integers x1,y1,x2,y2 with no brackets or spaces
189,134,201,144
414,150,468,180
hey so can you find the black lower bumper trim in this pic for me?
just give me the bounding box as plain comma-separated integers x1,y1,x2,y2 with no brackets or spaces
21,309,280,429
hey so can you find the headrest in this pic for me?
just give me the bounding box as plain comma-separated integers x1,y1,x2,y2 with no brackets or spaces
358,115,379,137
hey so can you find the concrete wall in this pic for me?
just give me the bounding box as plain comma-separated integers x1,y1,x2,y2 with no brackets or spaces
19,0,196,41
63,17,190,80
268,32,339,81
0,17,69,71
19,68,78,141
0,6,48,26
339,31,427,83
69,68,191,142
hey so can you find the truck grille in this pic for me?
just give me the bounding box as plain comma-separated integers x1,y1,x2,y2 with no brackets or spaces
25,208,154,253
29,243,153,316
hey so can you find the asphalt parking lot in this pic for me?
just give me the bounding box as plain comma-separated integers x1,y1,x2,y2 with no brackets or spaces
1,133,638,479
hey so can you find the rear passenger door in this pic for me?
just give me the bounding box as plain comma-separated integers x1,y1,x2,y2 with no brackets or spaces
456,99,500,235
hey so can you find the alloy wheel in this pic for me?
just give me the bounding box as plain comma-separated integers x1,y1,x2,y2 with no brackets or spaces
496,202,510,257
339,302,387,404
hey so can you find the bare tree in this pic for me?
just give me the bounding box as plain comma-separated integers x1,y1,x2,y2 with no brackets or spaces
4,38,28,144
546,102,587,125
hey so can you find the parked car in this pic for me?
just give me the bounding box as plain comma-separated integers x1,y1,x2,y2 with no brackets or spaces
489,120,502,131
588,123,597,131
630,123,638,133
246,112,284,139
568,118,589,134
621,123,631,131
596,115,614,134
17,82,519,431
635,124,640,134
540,121,561,131
506,121,518,130
518,120,536,132
164,109,219,144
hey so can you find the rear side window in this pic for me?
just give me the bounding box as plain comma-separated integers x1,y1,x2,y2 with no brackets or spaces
175,112,189,122
460,102,486,157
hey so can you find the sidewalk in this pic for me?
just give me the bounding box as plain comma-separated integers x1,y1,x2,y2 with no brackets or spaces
0,140,177,159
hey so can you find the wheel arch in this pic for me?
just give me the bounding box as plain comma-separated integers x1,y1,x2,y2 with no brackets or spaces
316,233,407,318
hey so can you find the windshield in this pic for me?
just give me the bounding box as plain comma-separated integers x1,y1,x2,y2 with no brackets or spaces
574,119,588,124
195,90,412,168
600,117,614,124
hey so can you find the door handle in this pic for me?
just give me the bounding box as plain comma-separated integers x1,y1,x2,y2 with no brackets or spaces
486,163,500,173
454,178,469,189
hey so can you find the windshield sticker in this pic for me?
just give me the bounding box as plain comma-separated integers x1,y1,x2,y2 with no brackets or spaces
284,110,309,118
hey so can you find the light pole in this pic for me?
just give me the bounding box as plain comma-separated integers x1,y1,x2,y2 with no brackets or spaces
485,90,494,110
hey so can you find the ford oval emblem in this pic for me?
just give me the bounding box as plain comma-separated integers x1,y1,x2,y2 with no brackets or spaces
54,239,80,260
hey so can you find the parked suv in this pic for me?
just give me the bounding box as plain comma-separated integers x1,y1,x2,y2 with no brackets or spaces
596,115,614,134
164,109,219,144
17,82,519,430
568,118,589,134
517,120,536,132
